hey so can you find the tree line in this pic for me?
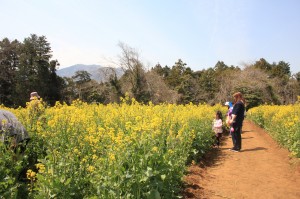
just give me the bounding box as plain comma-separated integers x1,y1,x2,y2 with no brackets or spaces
0,34,63,107
1,34,300,109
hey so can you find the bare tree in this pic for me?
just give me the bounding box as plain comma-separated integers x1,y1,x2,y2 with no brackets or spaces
118,42,150,103
214,69,239,103
145,71,179,104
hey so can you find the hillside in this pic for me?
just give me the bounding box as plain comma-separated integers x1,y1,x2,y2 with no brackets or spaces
57,64,124,82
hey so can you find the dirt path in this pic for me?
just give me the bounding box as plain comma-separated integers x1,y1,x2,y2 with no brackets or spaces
183,120,300,199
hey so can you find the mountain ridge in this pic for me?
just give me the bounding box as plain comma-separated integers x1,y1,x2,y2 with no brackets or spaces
57,64,124,82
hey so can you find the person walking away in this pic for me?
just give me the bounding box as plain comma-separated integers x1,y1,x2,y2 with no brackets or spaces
212,111,223,148
227,92,245,152
28,91,46,130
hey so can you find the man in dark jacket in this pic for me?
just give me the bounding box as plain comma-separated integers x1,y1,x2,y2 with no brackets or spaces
0,109,30,153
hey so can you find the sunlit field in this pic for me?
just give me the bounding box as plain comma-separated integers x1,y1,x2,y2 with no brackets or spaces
0,98,226,198
248,99,300,158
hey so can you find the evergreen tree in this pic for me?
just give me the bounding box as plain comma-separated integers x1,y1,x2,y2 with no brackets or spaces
14,34,63,106
0,38,20,106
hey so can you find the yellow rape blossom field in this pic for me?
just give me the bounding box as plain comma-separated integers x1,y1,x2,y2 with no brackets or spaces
248,98,300,158
0,98,226,198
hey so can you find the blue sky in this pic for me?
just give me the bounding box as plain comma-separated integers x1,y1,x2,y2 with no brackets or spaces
1,0,300,74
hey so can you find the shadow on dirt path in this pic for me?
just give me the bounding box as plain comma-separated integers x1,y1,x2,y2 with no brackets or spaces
183,120,300,199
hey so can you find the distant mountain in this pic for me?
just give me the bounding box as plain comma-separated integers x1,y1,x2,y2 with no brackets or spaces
57,64,124,82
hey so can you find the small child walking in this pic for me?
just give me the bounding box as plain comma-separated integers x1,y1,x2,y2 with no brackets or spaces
212,111,223,147
225,101,234,137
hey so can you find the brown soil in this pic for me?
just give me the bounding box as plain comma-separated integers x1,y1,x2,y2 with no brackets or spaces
183,120,300,199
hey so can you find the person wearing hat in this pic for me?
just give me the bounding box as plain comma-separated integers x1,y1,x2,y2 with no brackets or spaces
225,101,234,137
28,91,44,121
224,101,233,116
30,92,40,101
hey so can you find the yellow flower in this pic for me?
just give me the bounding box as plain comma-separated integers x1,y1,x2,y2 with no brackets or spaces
35,163,46,173
87,165,95,173
92,154,98,160
152,146,158,152
74,148,80,154
109,153,116,163
26,169,36,180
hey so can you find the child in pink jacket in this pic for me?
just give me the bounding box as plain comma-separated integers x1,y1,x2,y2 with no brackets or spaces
212,111,223,147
